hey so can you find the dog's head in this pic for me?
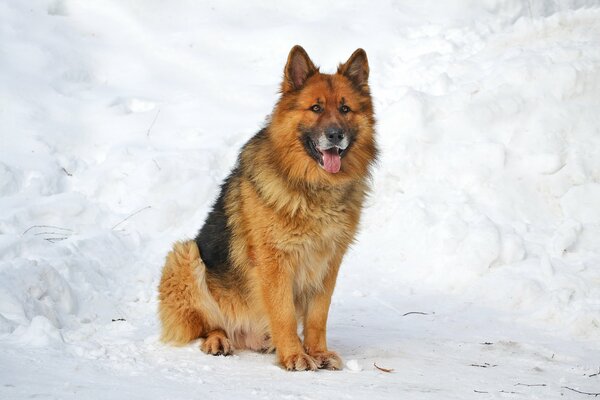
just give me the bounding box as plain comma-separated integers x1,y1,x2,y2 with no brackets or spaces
269,45,377,185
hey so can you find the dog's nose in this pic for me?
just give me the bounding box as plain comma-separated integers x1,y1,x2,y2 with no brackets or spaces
325,127,345,145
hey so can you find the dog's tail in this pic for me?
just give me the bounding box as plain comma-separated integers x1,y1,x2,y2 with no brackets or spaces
158,240,207,345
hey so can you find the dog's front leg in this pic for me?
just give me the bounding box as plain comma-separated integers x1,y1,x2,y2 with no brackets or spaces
302,252,343,370
258,249,318,371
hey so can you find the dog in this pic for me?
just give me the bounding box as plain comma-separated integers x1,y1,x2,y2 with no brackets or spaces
158,45,377,371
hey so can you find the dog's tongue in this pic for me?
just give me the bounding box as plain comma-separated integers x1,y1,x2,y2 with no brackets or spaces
322,149,341,173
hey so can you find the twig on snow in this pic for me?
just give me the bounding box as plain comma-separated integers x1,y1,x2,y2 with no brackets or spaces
111,206,152,230
61,167,73,176
402,311,429,317
45,237,68,243
515,383,547,387
146,109,161,137
589,367,600,378
23,225,73,235
23,225,73,243
476,389,521,395
562,387,600,397
373,363,394,373
470,363,497,368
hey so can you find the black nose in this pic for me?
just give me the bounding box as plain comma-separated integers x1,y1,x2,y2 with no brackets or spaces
325,127,345,145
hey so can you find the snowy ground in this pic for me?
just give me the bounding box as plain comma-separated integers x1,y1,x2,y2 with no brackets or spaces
1,0,600,399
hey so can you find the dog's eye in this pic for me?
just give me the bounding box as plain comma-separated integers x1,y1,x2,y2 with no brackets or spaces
340,105,351,114
310,104,322,113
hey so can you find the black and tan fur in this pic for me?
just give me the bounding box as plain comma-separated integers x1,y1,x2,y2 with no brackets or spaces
158,45,377,371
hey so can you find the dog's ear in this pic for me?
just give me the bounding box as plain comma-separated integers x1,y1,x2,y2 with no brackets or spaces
282,45,318,93
338,48,369,90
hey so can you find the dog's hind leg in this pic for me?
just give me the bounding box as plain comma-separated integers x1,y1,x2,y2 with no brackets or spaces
158,241,209,345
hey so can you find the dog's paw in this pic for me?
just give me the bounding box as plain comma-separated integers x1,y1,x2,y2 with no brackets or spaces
280,352,318,371
200,333,233,356
309,350,342,370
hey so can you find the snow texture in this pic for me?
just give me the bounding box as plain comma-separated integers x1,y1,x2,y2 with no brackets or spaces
1,0,600,399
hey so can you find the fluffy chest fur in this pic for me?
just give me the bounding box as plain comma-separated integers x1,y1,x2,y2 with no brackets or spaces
274,202,350,295
244,170,362,295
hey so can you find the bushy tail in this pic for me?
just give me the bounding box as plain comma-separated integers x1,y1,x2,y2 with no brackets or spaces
158,240,206,344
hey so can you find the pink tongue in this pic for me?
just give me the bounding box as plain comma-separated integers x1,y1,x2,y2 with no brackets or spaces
322,149,341,173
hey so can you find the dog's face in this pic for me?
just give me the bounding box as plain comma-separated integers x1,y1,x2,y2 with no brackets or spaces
270,46,377,185
297,74,363,175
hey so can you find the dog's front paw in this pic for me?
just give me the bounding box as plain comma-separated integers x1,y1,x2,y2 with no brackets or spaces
201,332,233,356
309,350,342,370
280,352,318,371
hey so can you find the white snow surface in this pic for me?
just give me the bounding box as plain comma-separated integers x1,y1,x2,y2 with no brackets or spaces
1,0,600,398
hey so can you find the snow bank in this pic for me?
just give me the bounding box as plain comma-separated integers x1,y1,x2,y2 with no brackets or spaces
366,5,600,336
1,0,600,397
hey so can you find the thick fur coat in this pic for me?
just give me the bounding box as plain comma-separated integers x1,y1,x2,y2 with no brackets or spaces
158,45,377,371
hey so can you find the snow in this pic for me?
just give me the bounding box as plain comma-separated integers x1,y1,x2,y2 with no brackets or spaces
1,0,600,398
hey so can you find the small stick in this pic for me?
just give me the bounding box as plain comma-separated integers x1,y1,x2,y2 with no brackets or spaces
146,109,160,137
111,206,152,230
45,237,68,243
61,167,72,176
402,311,429,317
515,383,547,387
470,363,497,368
589,367,600,378
473,390,489,394
23,225,73,235
373,363,394,373
562,387,600,397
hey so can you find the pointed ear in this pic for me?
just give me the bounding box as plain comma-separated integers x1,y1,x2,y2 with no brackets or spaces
282,45,318,93
338,48,369,90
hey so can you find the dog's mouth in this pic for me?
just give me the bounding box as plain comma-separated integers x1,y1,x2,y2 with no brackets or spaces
318,147,344,174
306,141,344,174
303,134,350,174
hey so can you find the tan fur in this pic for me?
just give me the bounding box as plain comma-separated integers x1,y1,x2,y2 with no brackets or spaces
158,46,377,371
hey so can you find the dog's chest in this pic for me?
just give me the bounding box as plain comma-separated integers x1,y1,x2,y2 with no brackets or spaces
293,247,332,296
278,206,348,295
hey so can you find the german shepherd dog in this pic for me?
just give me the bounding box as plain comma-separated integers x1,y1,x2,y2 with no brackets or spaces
158,45,377,371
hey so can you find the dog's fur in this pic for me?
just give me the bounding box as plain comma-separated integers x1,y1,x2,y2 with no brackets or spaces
158,45,377,371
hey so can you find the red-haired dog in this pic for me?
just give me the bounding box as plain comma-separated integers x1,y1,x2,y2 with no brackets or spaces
159,45,377,370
